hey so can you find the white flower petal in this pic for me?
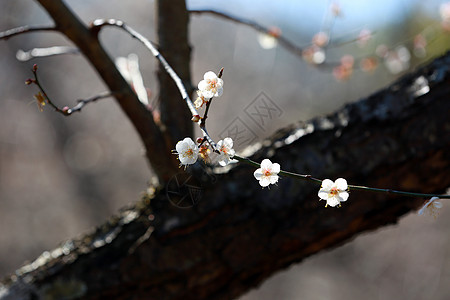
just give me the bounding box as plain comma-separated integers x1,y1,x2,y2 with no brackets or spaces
198,80,207,91
318,190,329,200
335,178,348,190
203,71,217,80
271,163,280,174
254,169,263,180
259,177,271,187
223,137,233,148
338,191,349,202
326,197,341,207
269,175,279,184
321,179,334,190
260,159,272,170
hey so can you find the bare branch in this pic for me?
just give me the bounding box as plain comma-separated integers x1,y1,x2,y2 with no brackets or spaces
16,46,79,61
90,19,218,149
66,92,115,115
0,25,56,40
190,9,305,56
35,0,180,182
28,64,114,115
90,19,199,118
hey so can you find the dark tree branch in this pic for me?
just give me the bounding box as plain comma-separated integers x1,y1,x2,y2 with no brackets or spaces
33,0,180,182
1,51,449,300
90,19,217,151
156,0,194,144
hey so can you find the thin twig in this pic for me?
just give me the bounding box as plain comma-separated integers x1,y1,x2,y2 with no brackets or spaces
190,9,305,58
0,25,56,40
90,19,198,116
29,65,115,115
90,19,219,149
190,10,363,59
16,46,79,61
67,91,115,114
234,155,450,199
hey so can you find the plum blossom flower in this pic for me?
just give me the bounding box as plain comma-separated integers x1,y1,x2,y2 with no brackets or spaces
217,137,235,166
418,197,443,218
318,178,349,207
175,137,199,166
194,90,208,109
198,71,223,98
34,92,46,112
198,144,211,163
253,159,280,187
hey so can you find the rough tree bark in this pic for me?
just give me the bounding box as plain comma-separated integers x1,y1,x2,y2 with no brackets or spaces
1,1,450,299
1,50,449,299
155,0,193,144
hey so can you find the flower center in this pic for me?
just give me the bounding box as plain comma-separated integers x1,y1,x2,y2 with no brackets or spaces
263,169,272,177
209,80,217,90
330,187,339,196
185,148,194,157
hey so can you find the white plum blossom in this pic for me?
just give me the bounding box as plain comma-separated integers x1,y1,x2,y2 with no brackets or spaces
217,137,235,166
194,90,208,109
198,71,223,98
418,197,443,218
318,178,349,207
253,159,280,187
175,137,199,166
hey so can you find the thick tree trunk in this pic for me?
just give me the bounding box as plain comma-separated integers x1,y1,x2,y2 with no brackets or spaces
1,51,449,300
156,0,193,144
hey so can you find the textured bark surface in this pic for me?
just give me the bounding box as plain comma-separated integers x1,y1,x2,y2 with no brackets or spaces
1,51,449,300
156,0,193,144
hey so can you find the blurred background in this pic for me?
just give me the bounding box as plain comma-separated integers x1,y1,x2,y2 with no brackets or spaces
0,0,449,299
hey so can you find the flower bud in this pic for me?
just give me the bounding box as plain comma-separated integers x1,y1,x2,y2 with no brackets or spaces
62,106,70,114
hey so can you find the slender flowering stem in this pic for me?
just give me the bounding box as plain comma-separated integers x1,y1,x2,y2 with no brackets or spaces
90,19,199,118
234,155,450,199
29,65,115,115
198,68,224,152
200,68,223,127
31,65,67,115
90,19,221,151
